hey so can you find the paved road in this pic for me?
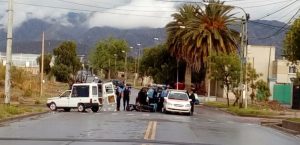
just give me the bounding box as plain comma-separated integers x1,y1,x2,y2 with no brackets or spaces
0,89,299,145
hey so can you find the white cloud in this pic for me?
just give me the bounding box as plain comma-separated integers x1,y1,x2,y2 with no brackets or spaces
0,0,299,29
88,0,176,28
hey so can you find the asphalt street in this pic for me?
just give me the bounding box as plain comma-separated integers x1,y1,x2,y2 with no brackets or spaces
0,89,299,145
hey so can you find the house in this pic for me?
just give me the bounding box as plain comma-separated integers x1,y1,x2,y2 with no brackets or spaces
272,59,300,105
213,45,276,100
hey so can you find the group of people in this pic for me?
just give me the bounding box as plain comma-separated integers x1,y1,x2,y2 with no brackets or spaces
115,83,131,111
115,83,197,114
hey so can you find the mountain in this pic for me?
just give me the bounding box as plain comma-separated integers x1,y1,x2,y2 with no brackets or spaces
0,18,287,58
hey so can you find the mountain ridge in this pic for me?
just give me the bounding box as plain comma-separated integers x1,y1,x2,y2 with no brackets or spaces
0,19,287,58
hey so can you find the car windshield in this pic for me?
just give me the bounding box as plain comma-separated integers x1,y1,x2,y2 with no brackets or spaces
168,92,188,100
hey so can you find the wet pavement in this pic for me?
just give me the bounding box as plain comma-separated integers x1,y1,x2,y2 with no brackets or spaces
0,89,299,145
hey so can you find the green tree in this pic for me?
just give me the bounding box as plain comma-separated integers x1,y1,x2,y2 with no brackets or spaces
166,1,239,91
255,80,271,101
52,41,81,82
89,37,130,79
246,63,262,104
166,4,199,89
283,18,300,62
36,53,52,75
210,52,241,107
140,44,185,84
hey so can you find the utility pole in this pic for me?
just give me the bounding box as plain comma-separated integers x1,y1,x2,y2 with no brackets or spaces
124,52,127,83
114,54,117,78
4,0,14,104
244,13,249,109
40,32,45,98
108,58,111,80
137,43,141,76
176,60,179,90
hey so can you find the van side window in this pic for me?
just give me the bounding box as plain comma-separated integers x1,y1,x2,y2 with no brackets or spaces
92,86,97,96
105,84,114,94
72,85,89,97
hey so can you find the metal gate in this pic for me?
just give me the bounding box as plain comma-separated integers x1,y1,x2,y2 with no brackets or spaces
292,85,300,109
273,84,292,105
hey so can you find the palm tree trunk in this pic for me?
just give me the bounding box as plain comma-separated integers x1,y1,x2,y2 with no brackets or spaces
185,65,192,90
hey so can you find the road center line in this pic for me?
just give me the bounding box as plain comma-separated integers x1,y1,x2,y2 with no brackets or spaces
150,121,157,140
144,121,153,140
144,121,157,141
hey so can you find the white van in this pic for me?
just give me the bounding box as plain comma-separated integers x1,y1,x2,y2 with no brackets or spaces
46,82,116,112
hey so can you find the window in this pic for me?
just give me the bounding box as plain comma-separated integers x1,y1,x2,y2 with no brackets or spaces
60,91,71,97
289,66,297,74
168,92,188,101
105,84,114,94
92,86,97,96
71,85,89,97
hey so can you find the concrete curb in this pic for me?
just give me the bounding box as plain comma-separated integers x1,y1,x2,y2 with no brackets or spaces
0,111,50,124
269,124,300,135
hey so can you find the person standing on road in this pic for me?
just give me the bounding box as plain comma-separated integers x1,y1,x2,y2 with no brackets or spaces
123,85,131,111
189,88,196,115
116,84,125,111
138,88,148,106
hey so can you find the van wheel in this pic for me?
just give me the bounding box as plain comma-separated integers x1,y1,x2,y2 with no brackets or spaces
78,104,85,112
63,108,71,112
49,103,57,111
91,106,99,113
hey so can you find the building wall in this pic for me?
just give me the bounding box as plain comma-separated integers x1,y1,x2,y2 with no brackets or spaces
247,45,276,82
0,52,40,74
274,59,300,84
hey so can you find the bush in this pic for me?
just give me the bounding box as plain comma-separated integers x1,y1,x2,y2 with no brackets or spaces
255,80,271,101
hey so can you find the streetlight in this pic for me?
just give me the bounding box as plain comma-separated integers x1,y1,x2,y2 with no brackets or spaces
122,50,127,83
114,54,117,78
136,43,141,86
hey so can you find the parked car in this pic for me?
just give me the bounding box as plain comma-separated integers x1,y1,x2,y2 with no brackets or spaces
162,89,192,115
46,82,116,112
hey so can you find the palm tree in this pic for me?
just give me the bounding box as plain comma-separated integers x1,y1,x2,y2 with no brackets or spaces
166,0,240,94
166,4,199,89
185,0,240,97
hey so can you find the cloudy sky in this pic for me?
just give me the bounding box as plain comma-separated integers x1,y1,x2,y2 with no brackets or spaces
0,0,299,29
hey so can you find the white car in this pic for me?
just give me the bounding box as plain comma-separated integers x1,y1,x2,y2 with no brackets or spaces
162,90,192,115
47,82,116,112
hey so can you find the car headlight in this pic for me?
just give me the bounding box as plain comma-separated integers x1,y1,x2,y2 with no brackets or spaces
167,102,173,106
185,104,191,107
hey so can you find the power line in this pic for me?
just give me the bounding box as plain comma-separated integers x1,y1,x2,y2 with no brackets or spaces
252,8,300,39
56,0,176,13
243,0,292,9
249,20,287,29
256,0,298,20
0,1,172,19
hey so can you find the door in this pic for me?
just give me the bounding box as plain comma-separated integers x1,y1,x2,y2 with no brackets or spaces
69,85,90,107
292,85,300,109
103,83,116,105
56,90,71,107
91,85,99,104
